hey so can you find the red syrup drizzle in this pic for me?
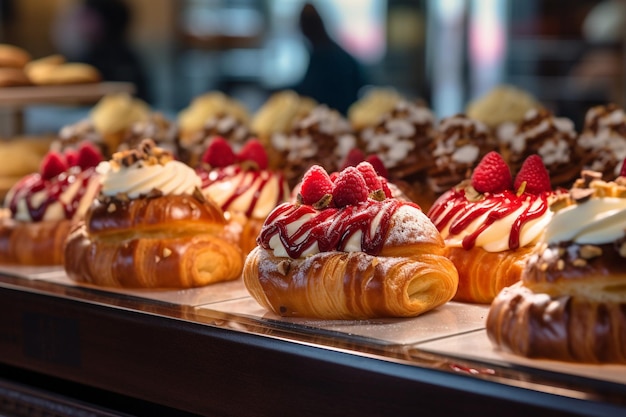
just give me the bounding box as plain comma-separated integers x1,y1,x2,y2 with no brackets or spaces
258,199,409,258
7,167,97,222
197,166,288,217
427,188,550,250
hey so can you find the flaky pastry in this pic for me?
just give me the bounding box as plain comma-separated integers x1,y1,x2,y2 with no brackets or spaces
243,163,458,319
487,170,626,363
64,139,243,288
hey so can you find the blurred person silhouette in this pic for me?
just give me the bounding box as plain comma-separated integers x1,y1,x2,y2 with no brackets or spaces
292,3,367,115
54,0,150,102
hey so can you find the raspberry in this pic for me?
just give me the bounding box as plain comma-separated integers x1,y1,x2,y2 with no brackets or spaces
201,137,236,168
514,154,552,194
471,151,512,193
332,166,369,207
299,165,334,205
380,177,393,198
76,142,103,170
620,158,626,178
64,149,78,167
340,148,365,170
365,154,388,179
40,151,68,180
356,161,382,192
237,139,268,170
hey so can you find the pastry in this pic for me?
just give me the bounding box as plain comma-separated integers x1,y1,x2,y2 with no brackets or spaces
252,90,317,142
64,139,243,288
428,151,559,303
466,85,541,139
0,44,31,68
196,137,290,255
0,67,31,87
243,162,458,319
500,108,585,189
119,112,180,157
426,114,497,199
0,143,104,265
271,104,357,189
577,103,626,180
487,169,626,363
25,54,101,85
177,91,250,165
357,99,437,209
347,87,403,131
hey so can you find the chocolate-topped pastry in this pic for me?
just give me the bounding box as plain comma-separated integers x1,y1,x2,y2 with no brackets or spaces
271,104,356,188
501,108,584,188
426,114,497,196
56,119,106,154
177,92,251,165
358,99,436,182
487,167,626,363
120,112,180,157
578,103,626,180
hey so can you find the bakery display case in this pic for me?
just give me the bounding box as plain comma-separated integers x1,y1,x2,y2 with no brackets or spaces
0,264,624,416
1,1,626,416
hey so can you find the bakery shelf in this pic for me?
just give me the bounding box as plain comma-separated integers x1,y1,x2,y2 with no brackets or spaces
0,82,135,107
0,265,624,416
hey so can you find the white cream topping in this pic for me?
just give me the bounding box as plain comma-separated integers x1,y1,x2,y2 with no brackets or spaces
203,170,287,218
97,159,200,199
545,197,626,245
434,196,552,252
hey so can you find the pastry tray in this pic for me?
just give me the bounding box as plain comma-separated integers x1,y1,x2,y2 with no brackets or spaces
1,263,624,390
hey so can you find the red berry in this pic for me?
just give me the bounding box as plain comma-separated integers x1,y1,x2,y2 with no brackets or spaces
65,149,78,167
356,161,382,192
40,151,68,180
340,148,365,170
380,177,393,198
514,154,552,194
471,151,512,193
365,155,388,179
201,137,236,168
619,158,626,178
332,166,369,207
299,165,334,205
237,139,268,170
76,142,103,170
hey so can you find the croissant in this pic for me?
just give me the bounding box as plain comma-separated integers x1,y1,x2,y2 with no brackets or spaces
0,218,72,265
445,245,535,303
64,140,244,289
0,145,103,266
244,247,458,319
427,152,560,304
65,192,243,289
487,171,626,363
243,163,459,319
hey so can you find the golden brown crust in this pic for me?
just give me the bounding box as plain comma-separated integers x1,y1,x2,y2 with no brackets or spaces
486,282,626,363
446,245,535,304
243,247,458,319
0,44,31,68
64,194,243,289
0,67,31,87
0,218,72,265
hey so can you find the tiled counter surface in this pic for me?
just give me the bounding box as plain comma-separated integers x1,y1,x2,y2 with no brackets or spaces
0,265,624,416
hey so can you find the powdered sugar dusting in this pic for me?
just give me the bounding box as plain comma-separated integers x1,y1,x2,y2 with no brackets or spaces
385,204,439,246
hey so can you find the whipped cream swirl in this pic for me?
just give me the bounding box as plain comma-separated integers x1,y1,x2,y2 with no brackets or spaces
545,197,626,245
97,159,200,199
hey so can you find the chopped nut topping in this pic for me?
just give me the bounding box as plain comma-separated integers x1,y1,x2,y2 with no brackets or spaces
277,260,291,275
312,193,333,210
107,203,116,213
146,188,164,199
570,188,594,204
192,187,206,203
579,244,602,259
572,258,587,267
162,248,172,258
111,138,174,168
556,259,565,270
369,189,386,202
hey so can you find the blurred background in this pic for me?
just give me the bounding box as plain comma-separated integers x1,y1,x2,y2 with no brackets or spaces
0,0,624,134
